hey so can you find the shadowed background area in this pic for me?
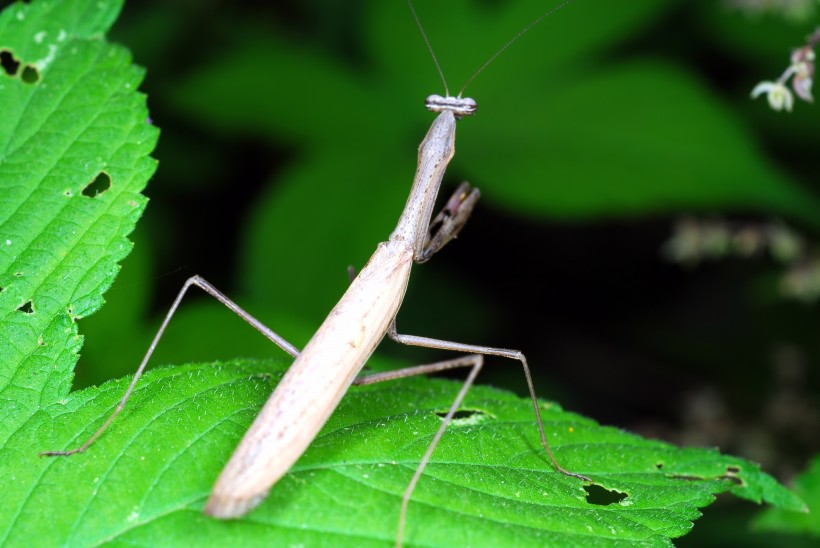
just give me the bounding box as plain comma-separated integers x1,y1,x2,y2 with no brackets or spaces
70,1,819,544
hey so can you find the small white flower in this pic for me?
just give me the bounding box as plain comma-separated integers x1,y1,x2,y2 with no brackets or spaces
792,69,813,102
751,80,794,112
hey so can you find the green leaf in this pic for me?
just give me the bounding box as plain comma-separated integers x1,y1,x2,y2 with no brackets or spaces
753,455,818,538
0,0,157,538
3,358,806,546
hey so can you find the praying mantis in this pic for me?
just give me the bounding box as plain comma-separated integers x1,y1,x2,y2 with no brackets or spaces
43,0,586,545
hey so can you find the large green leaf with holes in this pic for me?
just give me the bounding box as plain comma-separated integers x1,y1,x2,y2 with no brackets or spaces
0,1,807,547
0,0,156,534
0,355,807,546
0,0,156,441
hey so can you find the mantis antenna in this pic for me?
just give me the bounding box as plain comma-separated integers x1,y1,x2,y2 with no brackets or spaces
407,0,578,98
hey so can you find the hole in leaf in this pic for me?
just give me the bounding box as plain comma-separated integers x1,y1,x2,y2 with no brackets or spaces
17,300,34,314
14,271,23,277
722,465,744,485
21,64,39,84
656,463,664,470
82,172,111,197
63,190,73,197
1,50,20,76
435,409,482,420
584,484,628,506
434,408,489,426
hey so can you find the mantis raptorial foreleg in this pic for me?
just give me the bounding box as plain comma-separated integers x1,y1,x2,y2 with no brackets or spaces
419,181,480,263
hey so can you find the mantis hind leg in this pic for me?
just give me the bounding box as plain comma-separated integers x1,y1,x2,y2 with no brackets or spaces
355,320,590,547
40,275,299,458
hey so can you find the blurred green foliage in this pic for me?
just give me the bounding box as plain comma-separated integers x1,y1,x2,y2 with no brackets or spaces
63,0,820,544
755,455,820,537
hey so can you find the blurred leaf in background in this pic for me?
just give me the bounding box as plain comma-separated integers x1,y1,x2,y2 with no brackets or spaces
754,455,820,538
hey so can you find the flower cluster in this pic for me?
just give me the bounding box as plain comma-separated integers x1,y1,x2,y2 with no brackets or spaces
663,218,820,303
728,0,817,21
751,28,818,112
